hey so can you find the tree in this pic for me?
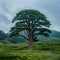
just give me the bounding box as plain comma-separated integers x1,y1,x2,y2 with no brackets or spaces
10,9,51,50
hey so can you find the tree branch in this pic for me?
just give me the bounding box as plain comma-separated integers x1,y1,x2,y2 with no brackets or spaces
18,34,28,40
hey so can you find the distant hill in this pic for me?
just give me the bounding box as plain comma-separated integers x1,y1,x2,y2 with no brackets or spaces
0,30,26,44
37,30,60,41
50,30,60,38
0,30,9,40
0,30,60,43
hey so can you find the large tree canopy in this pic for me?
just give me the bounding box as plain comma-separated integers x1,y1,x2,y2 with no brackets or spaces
10,9,51,50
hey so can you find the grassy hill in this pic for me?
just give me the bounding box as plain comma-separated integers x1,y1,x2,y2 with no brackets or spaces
0,41,60,60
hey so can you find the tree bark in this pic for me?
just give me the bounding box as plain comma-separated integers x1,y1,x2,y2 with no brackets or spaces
28,32,33,50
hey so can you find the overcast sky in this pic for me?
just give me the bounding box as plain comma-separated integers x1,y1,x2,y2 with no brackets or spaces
0,0,60,33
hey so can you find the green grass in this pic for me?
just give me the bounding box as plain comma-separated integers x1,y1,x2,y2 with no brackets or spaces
0,41,60,60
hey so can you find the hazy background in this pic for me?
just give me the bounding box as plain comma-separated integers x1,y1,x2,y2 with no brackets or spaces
0,0,60,33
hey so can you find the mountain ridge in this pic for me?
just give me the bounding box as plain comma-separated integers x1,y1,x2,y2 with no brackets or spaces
0,30,60,43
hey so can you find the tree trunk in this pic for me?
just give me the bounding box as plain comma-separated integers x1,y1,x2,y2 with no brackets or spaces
28,32,33,50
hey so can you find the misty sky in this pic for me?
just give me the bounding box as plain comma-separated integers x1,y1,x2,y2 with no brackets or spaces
0,0,60,33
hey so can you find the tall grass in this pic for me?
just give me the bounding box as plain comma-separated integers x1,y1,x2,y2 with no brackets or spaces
0,41,60,60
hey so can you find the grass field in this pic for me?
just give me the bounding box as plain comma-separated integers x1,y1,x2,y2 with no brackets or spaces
0,41,60,60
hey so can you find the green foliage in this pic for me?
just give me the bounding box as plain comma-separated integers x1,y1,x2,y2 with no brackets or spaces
10,9,51,41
